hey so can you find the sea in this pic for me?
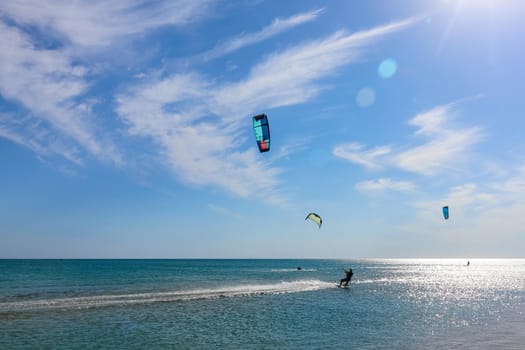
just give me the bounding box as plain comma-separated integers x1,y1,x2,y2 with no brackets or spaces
0,259,524,349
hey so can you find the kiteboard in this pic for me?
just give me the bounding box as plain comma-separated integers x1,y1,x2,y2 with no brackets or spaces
336,284,349,289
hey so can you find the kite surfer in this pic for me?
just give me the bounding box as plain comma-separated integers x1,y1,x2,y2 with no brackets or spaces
339,268,353,287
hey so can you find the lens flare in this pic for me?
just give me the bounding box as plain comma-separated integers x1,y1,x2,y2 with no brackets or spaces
356,87,376,108
378,58,398,79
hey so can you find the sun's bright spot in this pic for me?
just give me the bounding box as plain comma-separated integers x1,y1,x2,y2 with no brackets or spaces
441,0,522,15
435,0,523,56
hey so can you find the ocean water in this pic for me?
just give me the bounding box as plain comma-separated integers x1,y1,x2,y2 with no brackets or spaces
0,259,524,349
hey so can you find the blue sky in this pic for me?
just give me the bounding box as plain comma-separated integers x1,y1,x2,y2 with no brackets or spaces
1,0,524,258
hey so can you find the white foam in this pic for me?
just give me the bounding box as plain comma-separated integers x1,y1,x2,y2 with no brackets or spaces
270,268,317,272
0,279,333,313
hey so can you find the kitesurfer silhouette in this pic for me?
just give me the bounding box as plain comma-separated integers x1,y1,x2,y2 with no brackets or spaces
339,268,353,287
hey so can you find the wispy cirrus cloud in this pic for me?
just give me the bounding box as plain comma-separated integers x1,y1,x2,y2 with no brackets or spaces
116,72,284,202
0,113,84,165
333,143,392,170
0,21,121,164
0,0,417,201
0,0,215,48
394,104,484,175
199,8,324,62
0,1,215,166
116,18,417,202
333,102,484,176
212,18,417,121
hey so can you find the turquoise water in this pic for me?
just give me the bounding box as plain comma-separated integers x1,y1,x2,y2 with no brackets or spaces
1,259,524,349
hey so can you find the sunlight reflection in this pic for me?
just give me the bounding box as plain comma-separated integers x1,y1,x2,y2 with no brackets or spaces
367,259,525,330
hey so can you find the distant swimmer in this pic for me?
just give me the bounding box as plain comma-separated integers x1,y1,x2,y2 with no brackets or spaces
297,266,302,271
339,268,353,287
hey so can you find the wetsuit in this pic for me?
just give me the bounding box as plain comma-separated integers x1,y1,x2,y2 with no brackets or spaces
339,269,353,286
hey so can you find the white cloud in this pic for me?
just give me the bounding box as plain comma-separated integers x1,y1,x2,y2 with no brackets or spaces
116,73,284,203
0,1,216,166
270,138,310,162
116,18,416,201
0,0,214,47
409,167,525,239
333,143,391,170
490,165,525,202
409,104,451,136
199,8,324,61
212,18,416,121
394,129,483,175
0,21,121,165
355,178,416,193
425,183,497,218
0,114,84,165
0,1,416,200
333,102,484,176
394,104,484,175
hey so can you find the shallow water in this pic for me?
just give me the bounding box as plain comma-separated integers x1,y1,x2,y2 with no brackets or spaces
1,259,524,349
